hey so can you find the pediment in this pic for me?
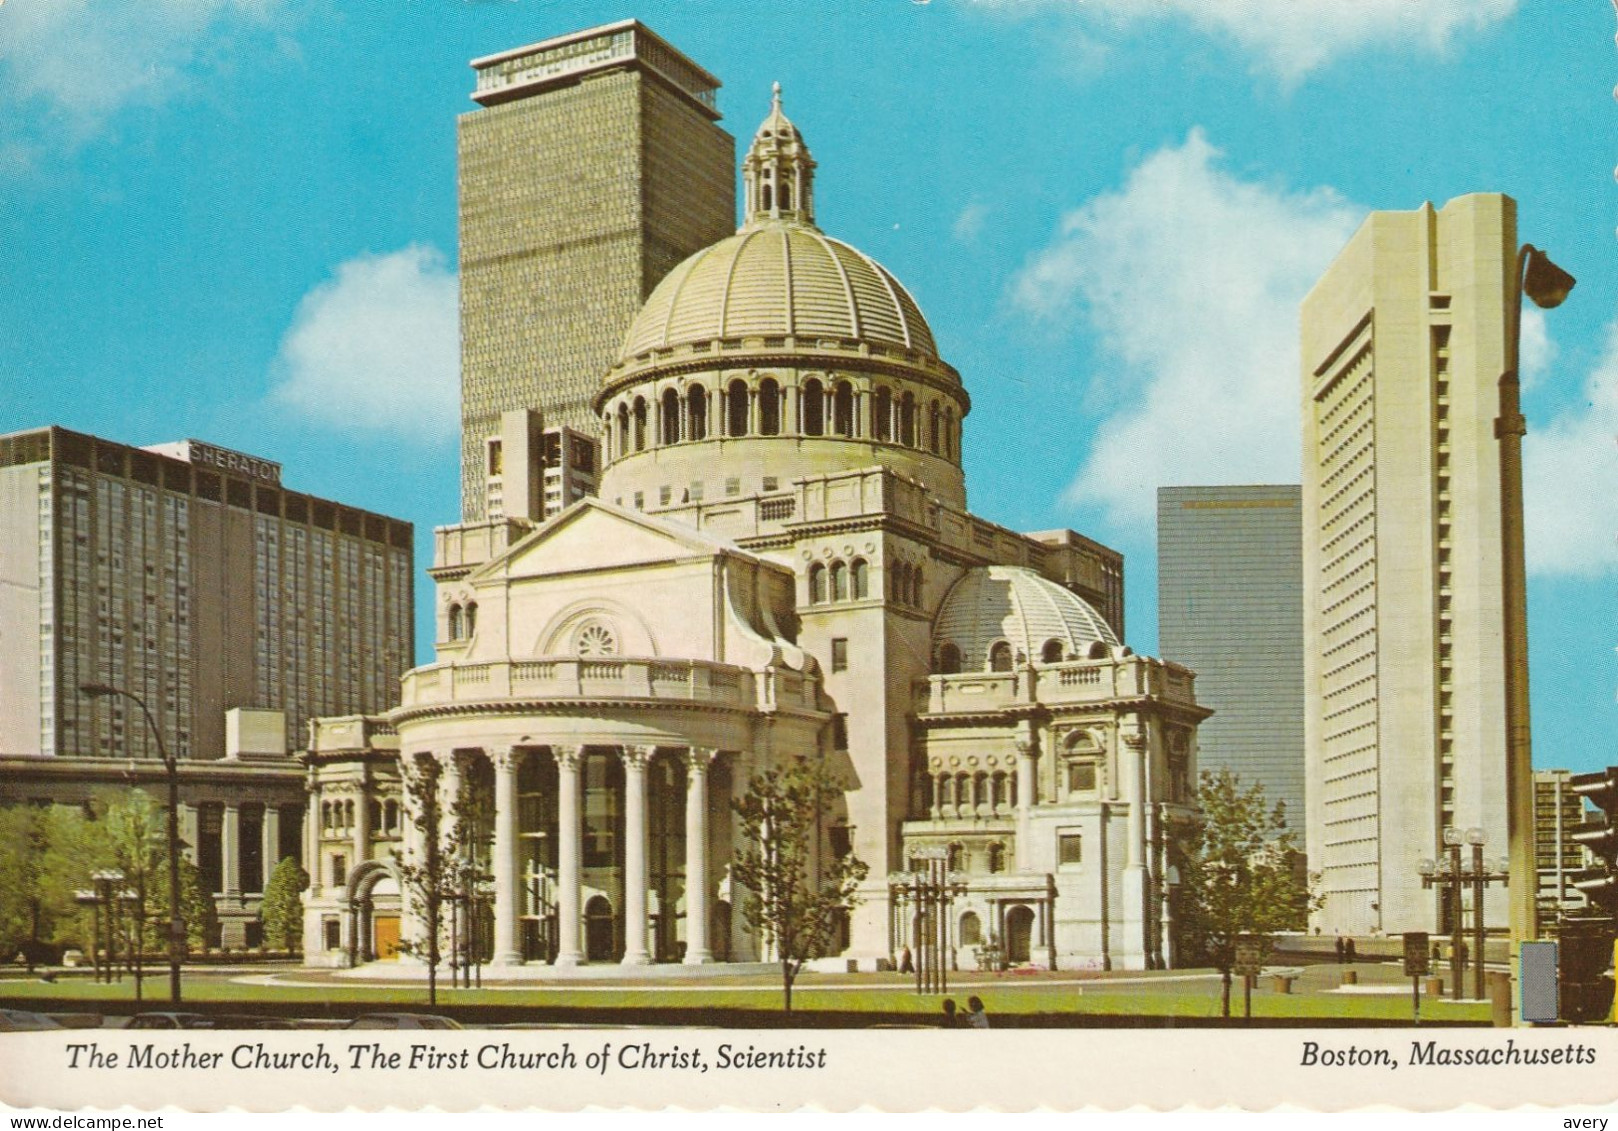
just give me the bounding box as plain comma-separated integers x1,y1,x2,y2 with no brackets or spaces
471,499,742,583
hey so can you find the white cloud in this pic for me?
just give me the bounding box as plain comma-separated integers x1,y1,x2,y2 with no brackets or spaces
269,246,460,443
1010,129,1361,533
0,0,280,137
1519,307,1553,392
1524,313,1618,577
972,0,1516,82
953,202,989,243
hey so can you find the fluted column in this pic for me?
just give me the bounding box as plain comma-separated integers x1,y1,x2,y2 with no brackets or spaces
684,748,716,964
492,747,522,965
1015,738,1036,856
222,804,241,897
353,774,371,869
261,805,281,890
553,745,583,966
620,745,653,965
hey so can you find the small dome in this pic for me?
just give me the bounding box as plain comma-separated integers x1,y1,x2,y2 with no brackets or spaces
617,220,940,363
932,566,1119,671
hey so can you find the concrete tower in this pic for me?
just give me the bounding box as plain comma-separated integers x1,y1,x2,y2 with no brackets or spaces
457,21,736,521
1300,194,1517,935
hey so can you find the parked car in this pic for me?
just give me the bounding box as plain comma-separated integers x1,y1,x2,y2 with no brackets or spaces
123,1012,214,1029
0,1009,64,1032
345,1013,463,1030
208,1014,299,1030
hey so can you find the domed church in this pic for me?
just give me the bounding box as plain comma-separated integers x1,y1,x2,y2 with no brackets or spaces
302,84,1208,974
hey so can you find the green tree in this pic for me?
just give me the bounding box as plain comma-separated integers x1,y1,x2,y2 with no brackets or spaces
0,806,51,965
730,755,868,1012
1175,769,1315,1017
260,857,309,952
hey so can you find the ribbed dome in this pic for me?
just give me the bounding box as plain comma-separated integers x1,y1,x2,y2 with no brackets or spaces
933,566,1120,670
618,219,940,363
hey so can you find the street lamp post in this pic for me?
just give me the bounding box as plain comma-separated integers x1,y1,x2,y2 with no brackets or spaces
1421,827,1509,1002
888,847,968,996
1499,243,1575,955
79,683,185,1004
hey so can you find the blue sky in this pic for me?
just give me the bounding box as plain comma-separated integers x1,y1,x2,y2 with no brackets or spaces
2,0,1614,772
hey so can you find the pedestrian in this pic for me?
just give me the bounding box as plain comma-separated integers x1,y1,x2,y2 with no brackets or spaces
1333,935,1344,964
940,998,959,1028
1344,938,1356,964
966,995,990,1029
899,946,914,974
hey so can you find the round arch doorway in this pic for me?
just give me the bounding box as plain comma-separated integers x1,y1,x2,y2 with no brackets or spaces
585,896,616,962
1005,904,1035,964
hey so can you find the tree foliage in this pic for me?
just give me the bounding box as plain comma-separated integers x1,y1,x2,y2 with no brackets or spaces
730,755,868,1011
260,857,309,952
1174,769,1316,1017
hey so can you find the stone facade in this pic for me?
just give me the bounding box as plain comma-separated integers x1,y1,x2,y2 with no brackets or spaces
1301,194,1516,935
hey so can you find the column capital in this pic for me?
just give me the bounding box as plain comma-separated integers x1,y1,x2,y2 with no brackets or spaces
492,746,521,774
621,744,657,771
1120,731,1147,751
1014,737,1038,759
687,746,719,775
551,744,584,772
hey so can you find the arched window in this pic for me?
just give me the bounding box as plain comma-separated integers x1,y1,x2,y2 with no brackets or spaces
850,558,868,599
632,397,647,452
344,800,354,830
759,377,781,435
947,842,964,871
960,911,982,946
320,801,330,831
779,181,792,210
616,403,630,460
987,842,1006,874
574,620,617,656
989,641,1014,672
1041,639,1065,664
873,387,892,441
834,381,854,436
911,566,924,607
831,560,848,601
687,384,707,442
384,799,398,833
464,602,478,636
943,408,955,460
727,379,750,437
1088,640,1111,660
900,392,917,447
448,604,463,640
801,378,824,436
808,563,827,605
762,182,773,211
928,402,940,453
661,388,681,445
936,642,962,674
369,798,382,831
892,562,909,603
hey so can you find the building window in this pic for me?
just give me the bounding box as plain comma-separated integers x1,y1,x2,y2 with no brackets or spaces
727,379,750,437
661,388,681,445
831,637,848,672
935,643,962,674
989,641,1013,672
1041,639,1064,664
851,558,868,599
1058,833,1082,866
759,378,781,435
464,602,477,636
831,561,848,601
987,843,1006,874
660,485,672,506
687,385,708,442
829,824,852,858
834,381,855,437
633,397,648,451
575,620,617,656
331,853,347,888
447,604,463,640
802,378,825,436
487,439,503,475
1067,761,1097,793
960,911,982,946
832,713,848,750
809,563,827,605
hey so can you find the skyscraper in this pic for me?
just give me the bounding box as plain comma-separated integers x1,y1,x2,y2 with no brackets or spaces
457,20,736,521
0,427,414,763
1300,194,1517,935
1157,485,1304,831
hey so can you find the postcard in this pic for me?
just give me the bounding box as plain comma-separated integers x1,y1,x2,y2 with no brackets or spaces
1,0,1615,1115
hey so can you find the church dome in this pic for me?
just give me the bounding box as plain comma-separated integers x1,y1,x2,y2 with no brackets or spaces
618,221,940,362
932,566,1121,672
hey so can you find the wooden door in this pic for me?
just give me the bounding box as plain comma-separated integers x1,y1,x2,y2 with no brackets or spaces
373,915,401,960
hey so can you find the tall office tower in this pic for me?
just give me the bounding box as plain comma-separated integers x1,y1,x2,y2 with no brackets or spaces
482,411,599,524
1534,769,1592,922
457,20,736,521
1300,194,1517,935
1157,485,1304,831
0,427,414,764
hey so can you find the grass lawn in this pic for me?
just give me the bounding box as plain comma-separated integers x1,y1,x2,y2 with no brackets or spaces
0,972,1493,1024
